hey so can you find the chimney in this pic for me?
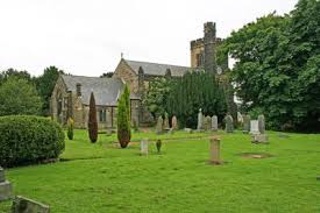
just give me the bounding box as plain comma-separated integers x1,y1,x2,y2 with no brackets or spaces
76,83,81,97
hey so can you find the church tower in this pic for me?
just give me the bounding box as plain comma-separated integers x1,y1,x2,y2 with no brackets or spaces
190,22,223,74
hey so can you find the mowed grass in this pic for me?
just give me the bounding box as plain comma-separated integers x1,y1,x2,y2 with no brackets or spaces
1,129,320,212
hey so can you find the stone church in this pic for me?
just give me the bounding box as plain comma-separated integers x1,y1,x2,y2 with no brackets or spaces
50,21,225,128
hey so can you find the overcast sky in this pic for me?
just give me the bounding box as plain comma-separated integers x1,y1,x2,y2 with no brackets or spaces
0,0,298,77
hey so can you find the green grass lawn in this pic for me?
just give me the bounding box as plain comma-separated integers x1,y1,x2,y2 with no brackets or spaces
1,129,320,212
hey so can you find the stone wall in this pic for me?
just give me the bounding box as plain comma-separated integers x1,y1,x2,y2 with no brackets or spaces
113,59,139,94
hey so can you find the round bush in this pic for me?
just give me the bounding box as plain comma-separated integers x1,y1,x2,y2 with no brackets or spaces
0,115,65,167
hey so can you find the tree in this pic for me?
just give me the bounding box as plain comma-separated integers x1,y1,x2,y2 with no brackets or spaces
117,85,131,148
0,68,32,86
0,76,42,116
143,77,171,119
219,0,320,132
88,92,98,143
166,71,227,128
35,66,64,116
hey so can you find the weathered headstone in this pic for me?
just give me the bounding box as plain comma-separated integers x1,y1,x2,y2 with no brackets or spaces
258,114,265,134
211,115,218,131
197,108,203,130
250,120,260,135
225,115,234,133
184,128,193,133
155,116,163,134
163,113,170,130
140,139,149,155
251,134,269,143
242,114,251,133
0,166,13,201
11,196,50,213
171,116,178,130
209,136,221,165
203,116,211,131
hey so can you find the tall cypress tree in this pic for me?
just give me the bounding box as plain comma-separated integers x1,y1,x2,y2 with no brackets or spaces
117,85,131,148
88,92,98,143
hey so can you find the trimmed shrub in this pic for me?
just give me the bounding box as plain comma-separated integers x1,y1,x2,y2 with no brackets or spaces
88,92,98,143
67,117,74,140
0,115,65,167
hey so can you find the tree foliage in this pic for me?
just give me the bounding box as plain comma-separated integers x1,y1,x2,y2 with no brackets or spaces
166,71,227,128
88,92,98,143
117,85,131,148
0,76,42,116
35,66,64,116
219,0,320,132
143,77,171,119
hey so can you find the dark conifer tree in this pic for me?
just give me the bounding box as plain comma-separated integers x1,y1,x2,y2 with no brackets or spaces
88,92,98,143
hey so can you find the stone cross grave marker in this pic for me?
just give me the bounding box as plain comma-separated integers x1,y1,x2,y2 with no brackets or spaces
11,196,50,213
155,116,163,134
242,114,251,133
0,166,13,201
225,115,234,133
209,136,221,165
250,120,260,135
211,115,218,131
140,139,149,155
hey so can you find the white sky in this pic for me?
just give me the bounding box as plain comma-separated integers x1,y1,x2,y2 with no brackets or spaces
0,0,298,77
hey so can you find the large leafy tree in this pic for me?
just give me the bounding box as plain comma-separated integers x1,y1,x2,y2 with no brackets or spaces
166,71,227,128
0,68,32,85
219,0,320,132
35,66,64,116
143,77,171,119
0,76,42,116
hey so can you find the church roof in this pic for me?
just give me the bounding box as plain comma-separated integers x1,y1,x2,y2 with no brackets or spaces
124,59,190,77
61,75,138,106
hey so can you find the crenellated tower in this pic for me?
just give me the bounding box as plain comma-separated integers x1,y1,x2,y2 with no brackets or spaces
190,22,225,75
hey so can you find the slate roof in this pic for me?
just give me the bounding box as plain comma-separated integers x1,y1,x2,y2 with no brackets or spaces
61,75,139,106
124,59,190,77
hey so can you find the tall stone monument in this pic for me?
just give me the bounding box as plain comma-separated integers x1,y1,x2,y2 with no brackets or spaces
0,166,13,201
197,108,203,130
204,116,212,131
258,114,265,134
163,113,170,130
140,139,149,155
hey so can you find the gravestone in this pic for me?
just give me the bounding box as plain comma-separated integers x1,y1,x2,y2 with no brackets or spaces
155,116,163,134
211,115,218,131
242,114,251,133
258,114,265,134
184,128,193,133
197,108,203,130
204,116,212,131
163,113,170,130
250,120,260,135
140,139,149,155
11,196,50,213
252,134,269,143
225,115,234,133
171,116,178,130
0,166,13,201
209,136,221,165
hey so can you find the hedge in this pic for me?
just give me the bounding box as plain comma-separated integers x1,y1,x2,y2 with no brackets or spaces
0,115,65,167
